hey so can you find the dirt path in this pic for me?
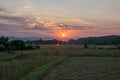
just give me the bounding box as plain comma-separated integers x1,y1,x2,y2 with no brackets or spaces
43,57,120,80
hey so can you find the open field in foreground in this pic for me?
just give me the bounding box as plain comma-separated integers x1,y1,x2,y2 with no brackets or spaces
18,45,120,57
43,57,120,80
0,45,120,80
0,53,66,80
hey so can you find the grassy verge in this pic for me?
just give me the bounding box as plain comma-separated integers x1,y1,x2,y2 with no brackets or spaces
42,57,120,80
0,53,66,80
21,56,66,80
0,55,17,61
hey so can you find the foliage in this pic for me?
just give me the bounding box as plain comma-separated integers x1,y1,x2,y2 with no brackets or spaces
84,43,89,48
67,35,120,45
0,37,35,51
26,44,35,50
28,39,65,45
10,40,26,50
0,37,10,51
34,45,40,49
116,45,120,49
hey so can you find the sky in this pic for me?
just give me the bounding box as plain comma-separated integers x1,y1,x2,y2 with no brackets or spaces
0,0,120,39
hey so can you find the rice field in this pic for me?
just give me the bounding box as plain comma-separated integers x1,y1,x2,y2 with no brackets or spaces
0,53,66,80
0,45,120,80
43,57,120,80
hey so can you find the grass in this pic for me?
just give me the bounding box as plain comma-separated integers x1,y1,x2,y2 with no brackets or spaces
17,45,120,57
0,54,17,61
43,57,120,80
0,45,120,80
0,53,66,80
21,56,66,80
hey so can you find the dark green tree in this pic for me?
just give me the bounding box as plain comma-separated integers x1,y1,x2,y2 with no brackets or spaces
10,40,26,50
0,37,10,51
84,43,89,48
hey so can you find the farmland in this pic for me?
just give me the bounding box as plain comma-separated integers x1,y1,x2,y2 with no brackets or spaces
0,50,66,80
0,45,120,80
43,57,120,80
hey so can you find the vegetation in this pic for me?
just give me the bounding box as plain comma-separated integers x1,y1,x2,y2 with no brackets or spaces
0,37,39,51
116,45,120,49
67,35,120,45
21,56,66,80
0,53,66,80
43,57,120,80
0,43,120,80
28,35,120,46
28,39,65,45
84,43,89,48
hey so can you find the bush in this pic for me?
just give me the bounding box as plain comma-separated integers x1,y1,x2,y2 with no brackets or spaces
10,40,26,50
35,45,40,49
84,43,89,48
116,45,120,49
0,37,36,51
26,45,35,50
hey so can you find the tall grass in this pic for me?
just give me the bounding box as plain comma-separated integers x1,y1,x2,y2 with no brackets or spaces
17,45,120,57
0,54,65,80
0,45,120,80
21,56,66,80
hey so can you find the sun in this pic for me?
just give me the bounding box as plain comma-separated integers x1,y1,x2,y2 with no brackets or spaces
62,33,66,37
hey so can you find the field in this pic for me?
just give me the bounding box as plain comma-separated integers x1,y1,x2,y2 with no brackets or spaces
43,57,120,80
0,50,66,80
0,45,120,80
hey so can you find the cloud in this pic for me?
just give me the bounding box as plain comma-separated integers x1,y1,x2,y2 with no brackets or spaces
26,25,50,31
0,8,51,32
1,7,119,38
0,15,26,22
57,24,96,30
0,8,99,38
0,8,11,14
0,8,98,33
0,23,24,31
0,10,28,31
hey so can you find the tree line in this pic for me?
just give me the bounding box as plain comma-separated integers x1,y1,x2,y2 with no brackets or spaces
28,35,120,45
0,37,39,51
67,35,120,45
27,39,65,44
0,35,120,51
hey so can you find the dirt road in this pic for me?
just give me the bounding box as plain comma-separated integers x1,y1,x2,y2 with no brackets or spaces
43,57,120,80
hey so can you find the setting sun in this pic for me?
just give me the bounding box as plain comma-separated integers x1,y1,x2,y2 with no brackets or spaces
55,30,74,40
62,33,66,37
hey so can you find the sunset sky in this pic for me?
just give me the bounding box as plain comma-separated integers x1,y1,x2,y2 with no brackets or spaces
0,0,120,39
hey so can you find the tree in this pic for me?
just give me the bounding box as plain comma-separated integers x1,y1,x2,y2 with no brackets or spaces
84,43,89,48
0,37,37,51
0,37,10,51
10,40,26,50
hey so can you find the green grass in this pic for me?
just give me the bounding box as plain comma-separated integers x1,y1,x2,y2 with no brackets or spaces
0,55,17,61
0,45,120,80
21,56,66,80
0,53,66,80
18,45,120,57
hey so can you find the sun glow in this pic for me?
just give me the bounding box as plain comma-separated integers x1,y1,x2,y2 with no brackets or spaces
55,30,76,40
62,33,66,37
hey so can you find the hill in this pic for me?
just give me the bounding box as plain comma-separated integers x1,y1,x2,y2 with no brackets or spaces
68,35,120,45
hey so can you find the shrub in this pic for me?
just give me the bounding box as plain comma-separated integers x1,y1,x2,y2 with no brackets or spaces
0,37,36,51
84,43,89,48
26,45,35,50
116,45,120,49
35,45,40,49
